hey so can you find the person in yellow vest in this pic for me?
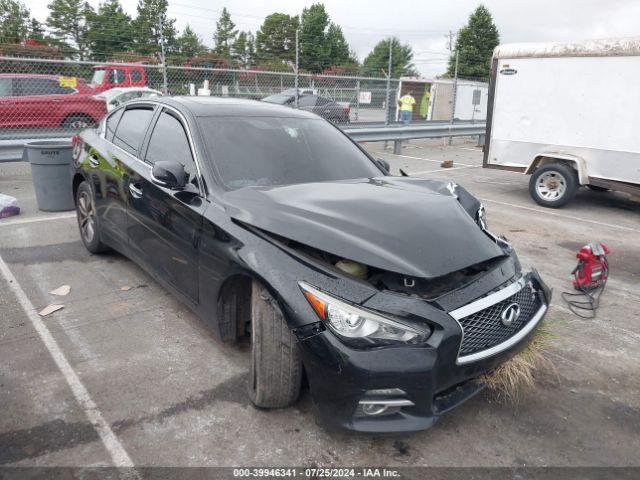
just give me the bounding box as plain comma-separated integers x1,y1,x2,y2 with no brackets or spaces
398,90,416,124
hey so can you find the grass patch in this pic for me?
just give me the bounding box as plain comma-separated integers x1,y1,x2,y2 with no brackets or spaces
480,321,557,403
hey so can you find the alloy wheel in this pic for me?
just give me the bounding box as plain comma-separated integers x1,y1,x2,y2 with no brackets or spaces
77,190,96,243
535,171,567,201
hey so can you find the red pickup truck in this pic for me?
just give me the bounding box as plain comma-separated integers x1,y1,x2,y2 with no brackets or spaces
89,64,147,92
0,74,107,129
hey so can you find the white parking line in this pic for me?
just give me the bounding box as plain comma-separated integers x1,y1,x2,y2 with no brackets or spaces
0,255,134,467
480,197,640,233
0,212,76,228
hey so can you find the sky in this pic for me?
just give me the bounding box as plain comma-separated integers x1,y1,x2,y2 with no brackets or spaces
28,0,640,77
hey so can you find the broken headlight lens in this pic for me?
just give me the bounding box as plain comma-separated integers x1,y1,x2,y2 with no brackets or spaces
299,282,430,347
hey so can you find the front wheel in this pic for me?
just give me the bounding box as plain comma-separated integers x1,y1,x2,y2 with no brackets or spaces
529,163,578,208
248,281,302,408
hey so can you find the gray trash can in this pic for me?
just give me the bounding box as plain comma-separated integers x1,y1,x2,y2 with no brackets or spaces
23,141,75,212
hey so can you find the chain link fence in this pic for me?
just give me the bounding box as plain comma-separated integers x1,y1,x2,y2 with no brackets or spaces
0,56,404,142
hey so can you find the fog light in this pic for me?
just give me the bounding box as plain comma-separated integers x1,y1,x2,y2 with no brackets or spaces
361,403,389,416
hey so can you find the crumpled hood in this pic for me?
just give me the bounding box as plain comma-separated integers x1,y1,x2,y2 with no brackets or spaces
223,177,505,279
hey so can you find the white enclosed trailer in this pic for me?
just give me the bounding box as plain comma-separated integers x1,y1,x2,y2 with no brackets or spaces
483,37,640,207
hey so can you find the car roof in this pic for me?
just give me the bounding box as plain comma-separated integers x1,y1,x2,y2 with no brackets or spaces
146,96,319,119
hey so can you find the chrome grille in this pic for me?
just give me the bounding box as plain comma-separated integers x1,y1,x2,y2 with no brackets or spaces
458,284,541,356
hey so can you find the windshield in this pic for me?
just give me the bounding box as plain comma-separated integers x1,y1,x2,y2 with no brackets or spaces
199,116,382,190
90,69,106,85
262,93,293,105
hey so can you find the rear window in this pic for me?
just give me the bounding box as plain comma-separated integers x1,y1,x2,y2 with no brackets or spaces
131,70,143,82
199,116,381,190
112,107,154,156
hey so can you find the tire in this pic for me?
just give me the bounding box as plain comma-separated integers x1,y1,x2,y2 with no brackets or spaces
529,163,578,208
587,185,609,192
248,281,302,408
62,113,93,129
76,181,110,254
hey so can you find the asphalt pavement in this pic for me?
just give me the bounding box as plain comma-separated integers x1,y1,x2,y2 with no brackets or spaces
0,138,639,468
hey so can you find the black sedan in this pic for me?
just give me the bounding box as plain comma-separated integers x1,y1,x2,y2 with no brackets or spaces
72,96,550,433
262,90,350,124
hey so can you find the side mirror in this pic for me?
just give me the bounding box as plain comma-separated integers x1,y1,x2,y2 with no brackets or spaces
376,158,391,174
151,160,186,189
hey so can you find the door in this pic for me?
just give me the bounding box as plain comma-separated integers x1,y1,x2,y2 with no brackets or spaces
127,109,204,303
101,105,156,251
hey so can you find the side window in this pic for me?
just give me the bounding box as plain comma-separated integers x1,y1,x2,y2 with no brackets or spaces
131,70,143,82
316,97,330,107
112,107,154,156
0,78,13,97
145,111,196,182
105,108,124,142
110,69,126,84
17,78,56,96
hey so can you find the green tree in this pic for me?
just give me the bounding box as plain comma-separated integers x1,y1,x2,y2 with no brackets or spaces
325,23,351,67
46,0,94,58
133,0,177,58
28,18,46,42
177,25,206,60
0,0,30,43
255,13,297,64
86,0,134,60
232,30,256,68
361,37,417,78
299,3,329,72
213,7,237,58
447,5,499,79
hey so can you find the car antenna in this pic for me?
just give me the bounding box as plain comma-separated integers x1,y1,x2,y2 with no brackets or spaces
399,168,410,177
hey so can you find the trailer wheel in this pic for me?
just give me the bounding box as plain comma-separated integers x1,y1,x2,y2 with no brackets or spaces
529,163,578,208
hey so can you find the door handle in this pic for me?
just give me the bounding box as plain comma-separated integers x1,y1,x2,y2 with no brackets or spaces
129,182,143,198
88,154,100,167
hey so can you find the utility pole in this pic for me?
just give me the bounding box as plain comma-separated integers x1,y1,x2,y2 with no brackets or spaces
446,30,455,53
294,25,299,108
158,14,168,95
449,49,459,145
385,39,393,126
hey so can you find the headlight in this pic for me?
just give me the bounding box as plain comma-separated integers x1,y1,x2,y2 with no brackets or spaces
299,282,430,347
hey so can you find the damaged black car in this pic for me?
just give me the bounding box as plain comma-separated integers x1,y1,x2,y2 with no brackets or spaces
72,96,551,433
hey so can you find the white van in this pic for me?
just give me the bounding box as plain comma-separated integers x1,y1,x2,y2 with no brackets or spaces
483,37,640,207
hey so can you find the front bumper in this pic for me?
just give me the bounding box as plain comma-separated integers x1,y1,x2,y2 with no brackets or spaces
296,270,551,433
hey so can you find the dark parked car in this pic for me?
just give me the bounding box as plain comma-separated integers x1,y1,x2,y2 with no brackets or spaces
0,74,107,129
262,90,350,124
72,97,550,433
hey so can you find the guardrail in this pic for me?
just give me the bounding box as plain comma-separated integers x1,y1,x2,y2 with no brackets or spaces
343,123,486,154
0,121,486,163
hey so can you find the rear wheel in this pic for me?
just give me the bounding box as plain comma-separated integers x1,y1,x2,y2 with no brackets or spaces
529,163,578,208
76,181,110,253
248,281,302,408
62,113,93,129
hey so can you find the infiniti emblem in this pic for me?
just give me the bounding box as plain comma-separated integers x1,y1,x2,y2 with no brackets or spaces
501,303,521,326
